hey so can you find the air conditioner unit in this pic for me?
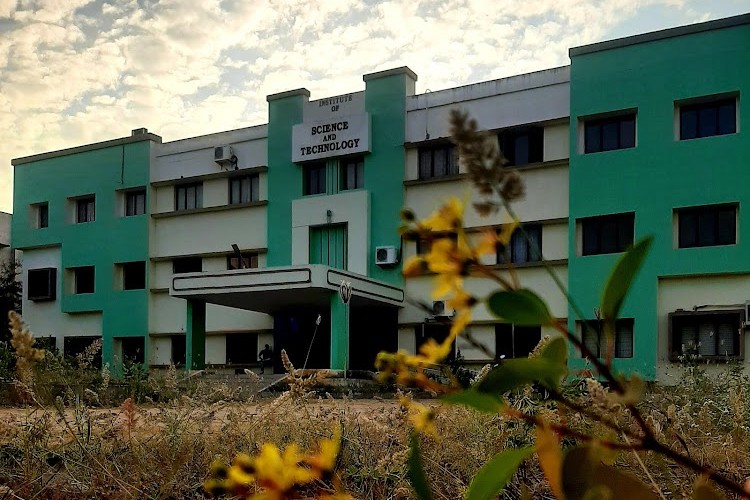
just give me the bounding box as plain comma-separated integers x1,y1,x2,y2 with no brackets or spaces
432,300,454,318
214,145,235,165
375,246,398,266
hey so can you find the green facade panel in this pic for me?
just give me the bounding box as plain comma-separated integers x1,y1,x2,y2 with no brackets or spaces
568,22,750,379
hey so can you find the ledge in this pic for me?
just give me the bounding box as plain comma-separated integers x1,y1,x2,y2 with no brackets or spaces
403,173,467,187
149,288,169,294
150,165,268,188
152,200,268,219
406,259,568,278
150,247,267,262
266,88,310,101
466,218,568,233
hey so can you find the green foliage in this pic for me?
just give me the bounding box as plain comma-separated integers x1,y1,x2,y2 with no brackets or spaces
601,237,653,322
465,447,533,500
0,259,21,342
487,288,554,326
441,390,505,413
408,432,433,500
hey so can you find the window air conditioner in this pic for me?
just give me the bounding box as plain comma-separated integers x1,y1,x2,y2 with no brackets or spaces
214,145,236,165
432,300,454,318
375,246,398,266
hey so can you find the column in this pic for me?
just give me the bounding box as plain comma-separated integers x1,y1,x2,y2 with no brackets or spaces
186,299,206,370
329,292,348,371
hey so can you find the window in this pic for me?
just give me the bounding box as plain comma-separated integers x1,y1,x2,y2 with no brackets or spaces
418,144,457,179
64,336,102,368
498,224,542,264
121,261,146,290
73,266,95,294
670,312,741,359
341,157,364,190
27,268,56,301
677,204,736,248
584,113,636,153
499,127,543,166
226,333,259,364
76,196,95,223
125,189,146,216
120,337,145,364
303,163,326,195
495,324,542,359
229,175,259,204
171,335,186,366
581,319,634,359
227,252,259,270
173,257,202,274
34,202,49,228
581,213,635,256
679,97,736,140
175,182,202,211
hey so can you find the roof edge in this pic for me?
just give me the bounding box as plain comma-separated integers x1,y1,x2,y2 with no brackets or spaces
12,133,162,166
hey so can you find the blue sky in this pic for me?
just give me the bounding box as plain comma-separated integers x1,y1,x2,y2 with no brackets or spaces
0,0,748,213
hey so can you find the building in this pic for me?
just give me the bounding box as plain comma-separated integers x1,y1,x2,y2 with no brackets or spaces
10,13,749,381
0,212,13,266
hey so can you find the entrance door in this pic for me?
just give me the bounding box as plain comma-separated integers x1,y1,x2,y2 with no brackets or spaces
310,224,348,270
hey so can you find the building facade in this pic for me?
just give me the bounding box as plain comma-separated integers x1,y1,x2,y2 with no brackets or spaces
10,13,750,381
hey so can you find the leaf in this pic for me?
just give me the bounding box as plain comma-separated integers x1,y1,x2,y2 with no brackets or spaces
562,446,660,500
691,478,727,499
487,289,554,326
609,374,645,405
601,237,653,321
407,432,433,500
465,447,533,500
477,357,566,395
442,390,505,413
541,337,568,365
536,423,564,500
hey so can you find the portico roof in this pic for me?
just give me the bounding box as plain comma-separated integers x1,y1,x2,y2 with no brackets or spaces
170,265,404,313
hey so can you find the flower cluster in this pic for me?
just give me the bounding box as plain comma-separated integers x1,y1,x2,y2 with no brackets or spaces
205,428,346,499
8,311,45,386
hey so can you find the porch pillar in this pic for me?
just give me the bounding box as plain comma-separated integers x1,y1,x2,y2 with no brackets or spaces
186,299,206,370
329,293,348,370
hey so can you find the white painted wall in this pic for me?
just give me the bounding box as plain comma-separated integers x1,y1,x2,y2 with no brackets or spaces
291,190,370,275
543,123,570,162
21,247,102,349
657,273,750,382
206,335,227,365
150,336,172,365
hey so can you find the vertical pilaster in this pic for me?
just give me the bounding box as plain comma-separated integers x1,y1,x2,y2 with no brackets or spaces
329,292,348,370
186,299,206,370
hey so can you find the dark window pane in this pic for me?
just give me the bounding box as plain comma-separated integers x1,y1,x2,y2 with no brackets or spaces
615,320,634,358
581,214,634,255
600,218,617,254
418,150,432,179
717,208,736,245
38,204,49,228
514,134,530,166
74,266,95,294
122,261,146,290
697,210,716,246
582,322,600,358
698,106,718,138
679,211,697,248
718,102,736,135
226,333,259,364
582,220,599,256
173,257,202,274
601,121,619,151
121,337,145,364
619,118,635,148
585,123,601,153
494,323,513,359
418,145,455,179
433,148,447,177
514,326,541,358
230,178,241,203
617,215,634,251
527,225,542,262
28,268,56,301
680,109,697,140
171,336,186,365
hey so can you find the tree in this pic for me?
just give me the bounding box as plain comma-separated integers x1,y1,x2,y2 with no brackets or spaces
0,258,21,342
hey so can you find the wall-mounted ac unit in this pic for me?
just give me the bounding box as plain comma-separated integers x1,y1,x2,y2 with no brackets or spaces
432,300,454,318
214,145,235,165
375,246,398,266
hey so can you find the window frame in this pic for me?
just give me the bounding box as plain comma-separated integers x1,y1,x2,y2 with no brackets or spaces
579,318,635,359
76,196,96,223
495,323,542,359
33,202,49,229
174,182,203,211
341,156,365,190
668,310,744,361
582,112,637,154
227,252,259,270
72,266,95,294
678,96,737,141
172,257,202,274
303,162,327,196
27,268,56,301
498,224,542,265
121,261,146,290
417,143,458,180
580,212,635,256
229,174,260,204
676,203,737,249
125,189,147,217
498,126,544,166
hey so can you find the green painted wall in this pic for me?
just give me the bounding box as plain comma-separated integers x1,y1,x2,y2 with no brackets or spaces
568,23,750,379
12,140,153,365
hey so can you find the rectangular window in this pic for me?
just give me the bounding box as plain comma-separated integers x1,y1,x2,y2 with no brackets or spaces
64,336,102,368
499,127,544,166
171,335,186,366
229,175,260,204
121,337,145,364
498,224,542,264
677,204,736,248
72,266,95,294
418,144,457,180
227,252,259,270
584,113,636,153
125,189,146,216
121,261,146,290
679,97,736,140
303,162,327,195
173,257,202,274
34,202,49,228
495,324,542,359
581,319,634,359
76,196,96,223
341,157,364,190
27,268,56,301
670,312,741,359
581,213,635,256
175,182,203,211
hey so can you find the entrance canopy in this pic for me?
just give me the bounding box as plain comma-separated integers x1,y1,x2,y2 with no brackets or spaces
169,265,404,313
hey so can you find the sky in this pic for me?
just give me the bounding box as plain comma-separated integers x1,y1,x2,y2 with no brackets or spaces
0,0,748,214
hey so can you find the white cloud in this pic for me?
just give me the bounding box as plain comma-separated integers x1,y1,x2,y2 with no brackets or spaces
0,0,738,213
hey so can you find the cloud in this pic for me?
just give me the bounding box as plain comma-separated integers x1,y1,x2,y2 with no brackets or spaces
0,0,736,213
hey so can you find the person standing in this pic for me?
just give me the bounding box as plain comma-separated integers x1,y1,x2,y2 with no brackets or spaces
258,344,273,374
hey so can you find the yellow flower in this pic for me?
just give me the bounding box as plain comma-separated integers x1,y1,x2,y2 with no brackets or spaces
402,255,426,277
420,197,464,231
419,338,453,364
400,397,437,436
449,308,472,339
307,427,341,473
